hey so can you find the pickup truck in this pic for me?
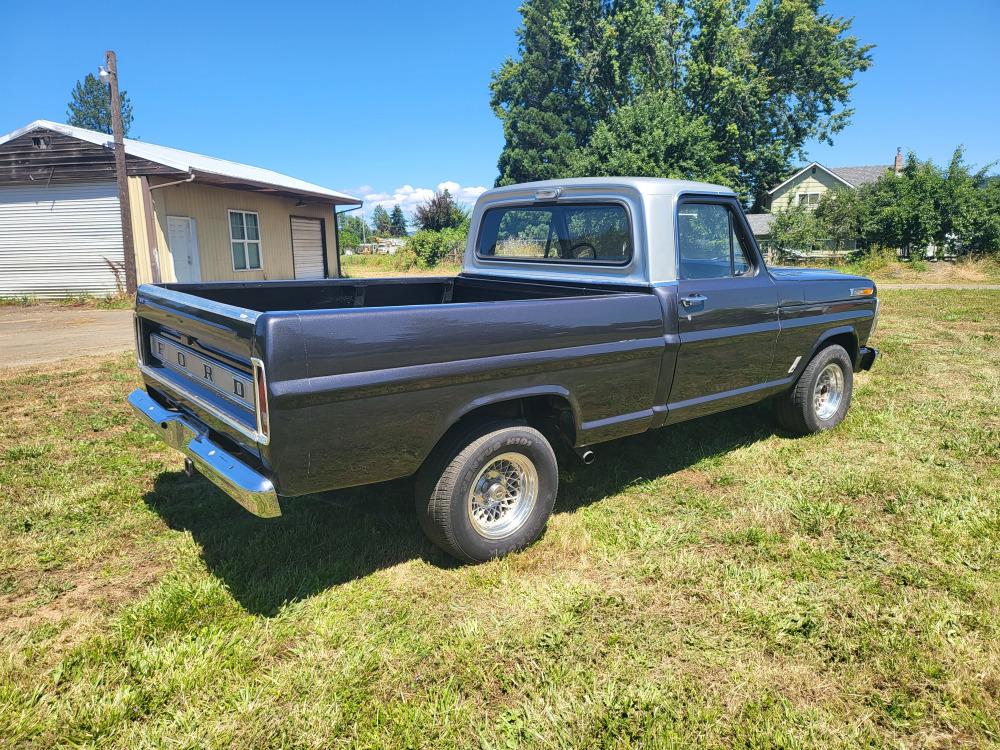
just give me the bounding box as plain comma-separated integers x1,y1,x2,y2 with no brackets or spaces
128,177,878,562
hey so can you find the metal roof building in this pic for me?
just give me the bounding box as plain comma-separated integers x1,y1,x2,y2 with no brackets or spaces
0,120,360,298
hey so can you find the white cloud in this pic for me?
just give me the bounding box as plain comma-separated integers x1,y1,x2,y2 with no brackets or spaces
355,181,489,219
439,181,488,205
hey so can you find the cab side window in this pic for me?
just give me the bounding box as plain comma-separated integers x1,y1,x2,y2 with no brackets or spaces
678,203,753,279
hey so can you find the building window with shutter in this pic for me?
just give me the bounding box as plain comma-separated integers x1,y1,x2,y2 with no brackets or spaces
229,210,262,270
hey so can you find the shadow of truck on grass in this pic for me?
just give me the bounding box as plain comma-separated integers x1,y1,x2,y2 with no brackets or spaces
144,402,777,616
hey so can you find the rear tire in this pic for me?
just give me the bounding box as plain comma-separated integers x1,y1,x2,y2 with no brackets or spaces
775,344,854,435
415,421,558,563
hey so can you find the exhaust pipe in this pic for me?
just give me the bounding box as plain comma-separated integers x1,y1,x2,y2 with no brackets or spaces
575,447,596,465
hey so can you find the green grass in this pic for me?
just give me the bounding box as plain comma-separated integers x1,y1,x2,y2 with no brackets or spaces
341,253,461,278
0,293,133,309
1,290,999,748
783,249,1000,286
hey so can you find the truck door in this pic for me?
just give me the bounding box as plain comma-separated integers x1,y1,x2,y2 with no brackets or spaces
666,197,779,421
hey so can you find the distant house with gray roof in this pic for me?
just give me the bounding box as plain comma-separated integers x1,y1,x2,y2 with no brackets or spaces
746,149,902,245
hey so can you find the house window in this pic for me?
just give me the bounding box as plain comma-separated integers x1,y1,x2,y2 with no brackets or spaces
229,210,262,270
797,192,821,207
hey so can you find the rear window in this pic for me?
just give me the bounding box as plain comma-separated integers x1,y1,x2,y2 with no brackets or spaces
477,203,632,264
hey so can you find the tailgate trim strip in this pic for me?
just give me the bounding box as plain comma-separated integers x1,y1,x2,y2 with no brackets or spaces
148,333,255,410
140,364,270,446
138,283,262,324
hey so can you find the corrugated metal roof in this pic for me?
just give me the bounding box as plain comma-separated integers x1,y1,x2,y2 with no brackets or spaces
0,120,362,205
746,213,774,236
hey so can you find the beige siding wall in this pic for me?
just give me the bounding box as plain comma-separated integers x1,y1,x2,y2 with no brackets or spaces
140,179,339,283
129,176,175,285
128,176,152,284
769,169,847,212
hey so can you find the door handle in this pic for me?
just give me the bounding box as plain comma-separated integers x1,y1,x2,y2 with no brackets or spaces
680,293,708,308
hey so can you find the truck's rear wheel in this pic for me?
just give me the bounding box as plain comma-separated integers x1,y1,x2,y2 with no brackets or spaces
415,421,558,563
775,344,854,435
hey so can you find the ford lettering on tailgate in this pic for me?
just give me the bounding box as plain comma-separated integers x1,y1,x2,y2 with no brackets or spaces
148,334,255,409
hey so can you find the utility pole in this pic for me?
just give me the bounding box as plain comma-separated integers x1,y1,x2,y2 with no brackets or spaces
101,50,137,295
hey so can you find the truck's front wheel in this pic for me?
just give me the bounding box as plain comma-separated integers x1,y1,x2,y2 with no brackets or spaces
775,344,854,435
415,421,558,563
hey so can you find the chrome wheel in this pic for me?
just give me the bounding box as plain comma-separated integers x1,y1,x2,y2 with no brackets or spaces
813,362,845,420
467,453,538,540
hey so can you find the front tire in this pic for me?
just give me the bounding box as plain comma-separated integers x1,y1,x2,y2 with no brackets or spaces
415,421,558,563
775,344,854,435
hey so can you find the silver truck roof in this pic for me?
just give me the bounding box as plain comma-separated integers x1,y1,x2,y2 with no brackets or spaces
479,176,736,201
465,177,737,286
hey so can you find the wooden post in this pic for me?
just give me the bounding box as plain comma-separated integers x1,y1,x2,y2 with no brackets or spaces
105,50,137,295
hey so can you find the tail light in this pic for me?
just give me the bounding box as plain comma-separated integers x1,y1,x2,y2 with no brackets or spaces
251,357,270,445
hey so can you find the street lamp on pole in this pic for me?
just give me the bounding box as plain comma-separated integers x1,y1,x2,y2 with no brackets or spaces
102,50,137,296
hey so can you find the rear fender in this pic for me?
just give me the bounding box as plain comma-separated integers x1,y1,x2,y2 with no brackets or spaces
440,385,581,445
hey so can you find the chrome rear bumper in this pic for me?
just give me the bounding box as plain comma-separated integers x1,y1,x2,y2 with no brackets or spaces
128,388,281,518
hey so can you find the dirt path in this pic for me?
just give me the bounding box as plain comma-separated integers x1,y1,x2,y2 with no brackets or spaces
0,307,134,368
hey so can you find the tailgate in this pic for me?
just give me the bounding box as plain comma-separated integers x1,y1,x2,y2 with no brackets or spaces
133,284,268,459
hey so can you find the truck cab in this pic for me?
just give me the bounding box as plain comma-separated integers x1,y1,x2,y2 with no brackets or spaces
129,177,878,562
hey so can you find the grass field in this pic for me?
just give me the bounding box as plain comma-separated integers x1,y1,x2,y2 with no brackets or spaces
340,253,462,278
838,253,1000,286
1,289,998,748
339,250,1000,286
0,294,132,310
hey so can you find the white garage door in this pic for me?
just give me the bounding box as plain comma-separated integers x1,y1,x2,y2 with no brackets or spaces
291,217,326,279
0,181,124,298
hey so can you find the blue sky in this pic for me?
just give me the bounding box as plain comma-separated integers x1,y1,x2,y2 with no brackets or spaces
2,1,998,218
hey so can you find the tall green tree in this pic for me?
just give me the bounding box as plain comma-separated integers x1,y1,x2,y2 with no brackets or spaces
972,180,1000,254
569,90,736,185
861,155,941,253
491,0,872,206
371,205,392,236
66,73,134,136
338,214,368,249
389,205,408,237
814,189,865,252
769,203,825,257
489,0,592,185
938,147,995,251
413,189,468,231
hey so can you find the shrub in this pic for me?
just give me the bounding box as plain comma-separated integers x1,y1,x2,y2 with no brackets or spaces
404,226,468,267
849,247,898,277
769,204,825,260
389,244,421,271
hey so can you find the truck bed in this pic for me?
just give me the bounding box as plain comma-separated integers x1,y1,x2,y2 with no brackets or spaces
164,274,614,312
134,273,666,497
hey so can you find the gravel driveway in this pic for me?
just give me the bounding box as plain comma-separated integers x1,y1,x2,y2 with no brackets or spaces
0,307,134,368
